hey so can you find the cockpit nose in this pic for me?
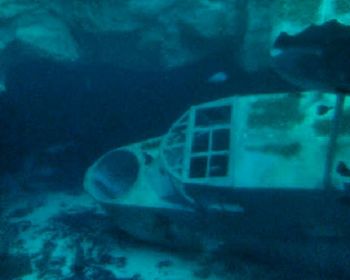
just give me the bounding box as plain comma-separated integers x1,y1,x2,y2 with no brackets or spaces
84,149,139,202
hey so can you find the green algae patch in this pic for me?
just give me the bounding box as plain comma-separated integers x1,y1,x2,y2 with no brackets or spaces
247,94,305,130
245,142,302,158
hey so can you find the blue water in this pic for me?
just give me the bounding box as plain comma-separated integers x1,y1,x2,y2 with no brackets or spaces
0,50,291,176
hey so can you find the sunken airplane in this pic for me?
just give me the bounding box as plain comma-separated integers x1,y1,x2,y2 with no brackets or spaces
84,21,350,276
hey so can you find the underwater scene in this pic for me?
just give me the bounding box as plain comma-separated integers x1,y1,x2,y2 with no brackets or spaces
1,1,350,279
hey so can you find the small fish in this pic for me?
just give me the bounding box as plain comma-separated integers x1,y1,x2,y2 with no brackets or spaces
207,71,228,83
46,141,74,155
316,104,333,115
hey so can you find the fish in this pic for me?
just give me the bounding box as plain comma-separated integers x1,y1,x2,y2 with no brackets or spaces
271,20,350,93
207,71,228,83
